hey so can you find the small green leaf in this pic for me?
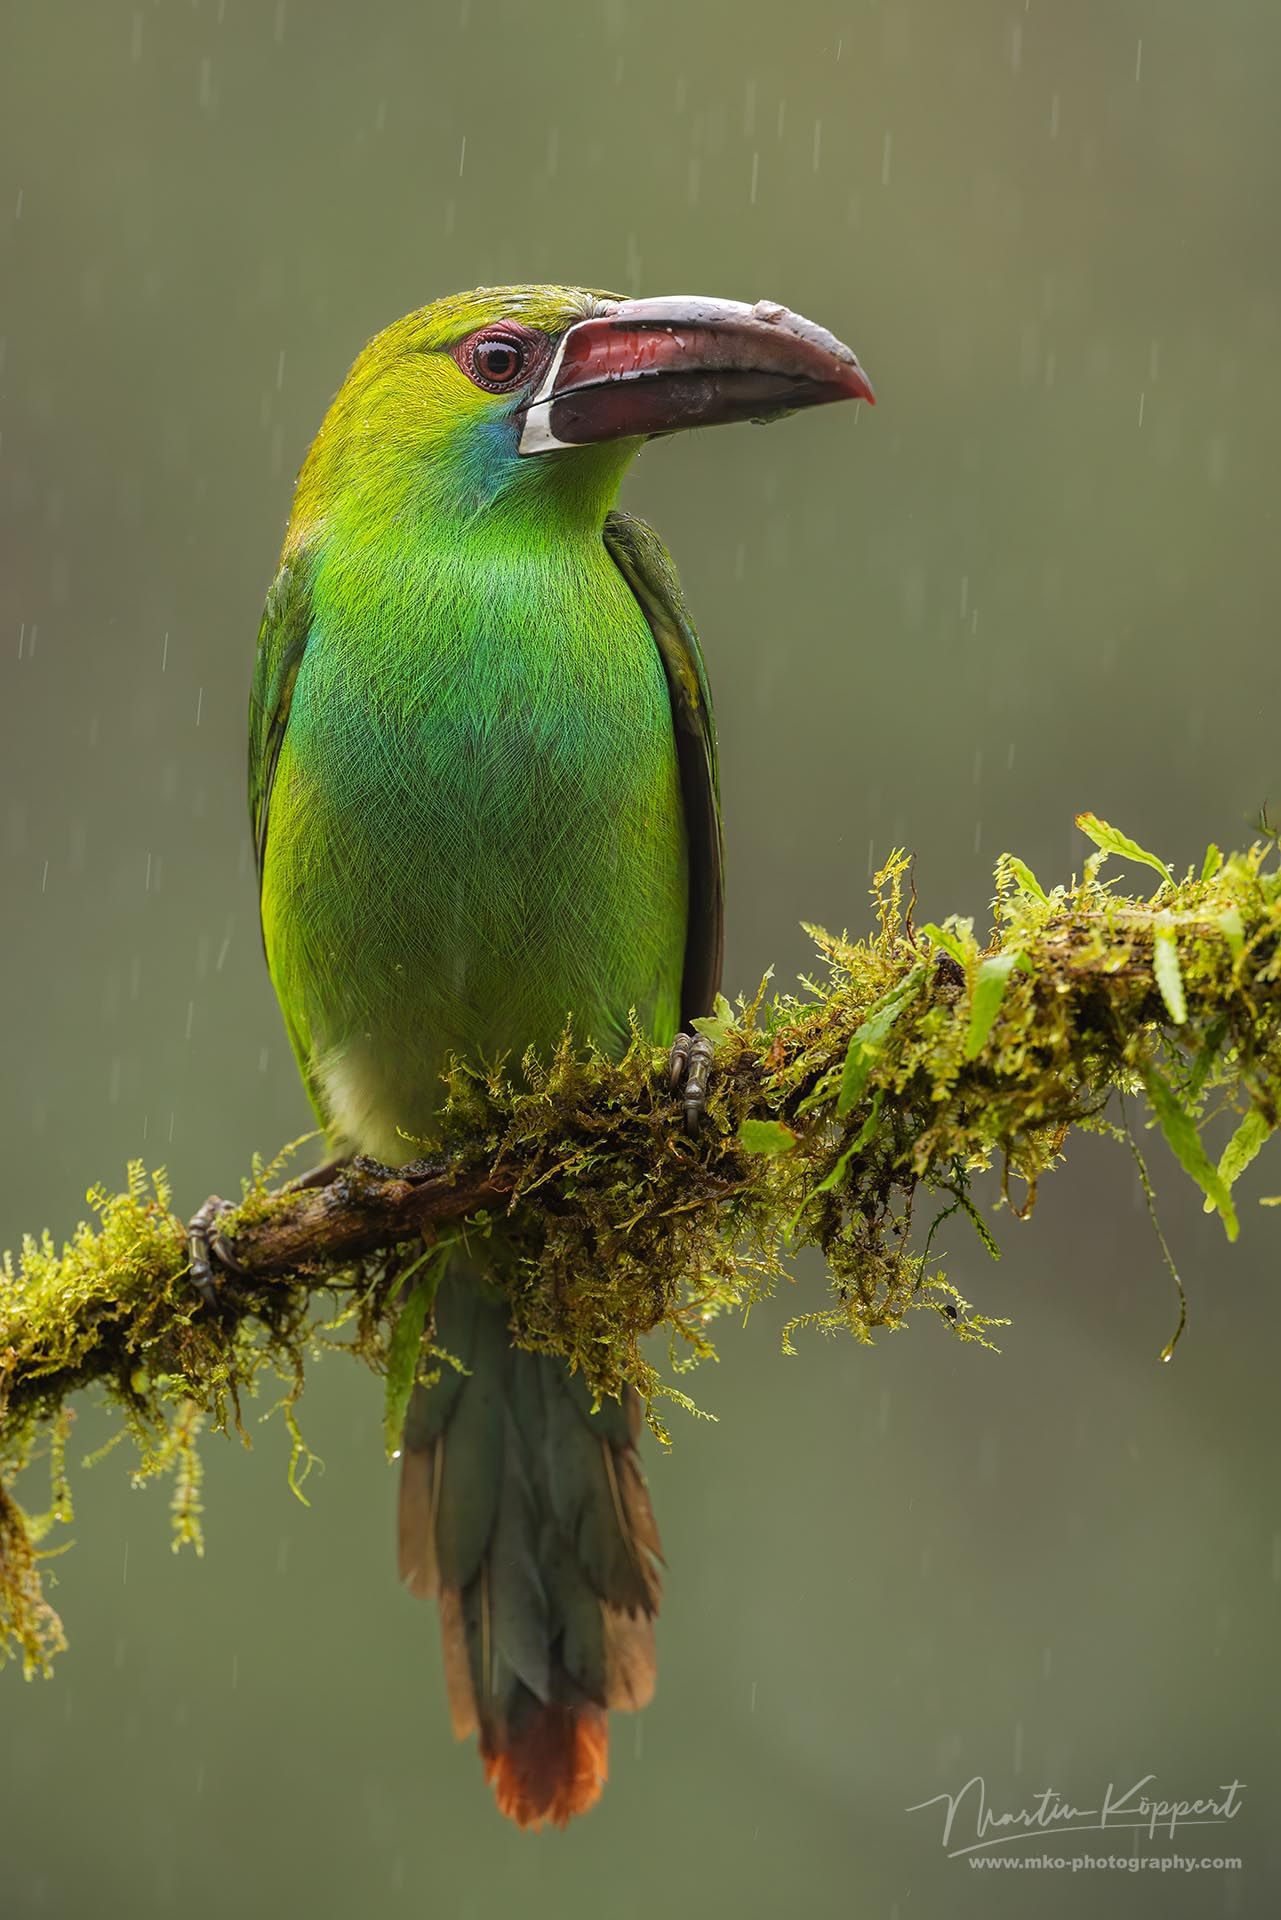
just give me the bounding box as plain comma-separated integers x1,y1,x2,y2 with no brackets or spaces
950,1185,1003,1262
1075,812,1174,887
1215,905,1245,960
713,993,735,1026
1201,843,1223,882
964,952,1019,1061
690,1013,732,1046
794,1068,840,1117
1187,1013,1229,1098
738,1118,798,1156
837,966,926,1116
1261,1196,1281,1207
821,1093,883,1190
918,920,969,967
788,1095,883,1237
1142,1062,1238,1240
1206,1108,1273,1209
1005,856,1049,904
1152,922,1187,1025
383,1250,445,1459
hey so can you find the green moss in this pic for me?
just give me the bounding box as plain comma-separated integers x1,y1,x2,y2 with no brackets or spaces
3,822,1279,1673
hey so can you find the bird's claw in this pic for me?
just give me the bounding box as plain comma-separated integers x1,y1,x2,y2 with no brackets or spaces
188,1160,343,1309
669,1030,715,1135
186,1195,244,1308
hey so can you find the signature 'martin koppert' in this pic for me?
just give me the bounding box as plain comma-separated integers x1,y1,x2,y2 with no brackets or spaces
216,286,873,1827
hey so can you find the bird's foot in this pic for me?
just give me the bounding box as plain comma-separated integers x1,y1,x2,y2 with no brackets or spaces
186,1195,248,1308
668,1031,715,1135
187,1157,346,1308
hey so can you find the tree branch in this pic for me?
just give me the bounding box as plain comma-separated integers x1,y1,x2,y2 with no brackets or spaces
224,1159,515,1274
3,820,1279,1674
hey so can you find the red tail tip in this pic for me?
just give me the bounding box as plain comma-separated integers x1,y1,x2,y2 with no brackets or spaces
482,1705,609,1830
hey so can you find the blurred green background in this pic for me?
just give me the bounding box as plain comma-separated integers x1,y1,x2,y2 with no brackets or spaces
2,0,1278,1914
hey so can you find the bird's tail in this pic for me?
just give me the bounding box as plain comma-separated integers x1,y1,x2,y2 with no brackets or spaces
398,1261,662,1829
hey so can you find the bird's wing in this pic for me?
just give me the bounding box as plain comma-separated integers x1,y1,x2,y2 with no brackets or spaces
247,551,328,1116
604,510,724,1023
248,552,313,909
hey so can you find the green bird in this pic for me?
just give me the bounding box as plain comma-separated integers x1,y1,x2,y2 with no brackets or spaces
237,285,872,1826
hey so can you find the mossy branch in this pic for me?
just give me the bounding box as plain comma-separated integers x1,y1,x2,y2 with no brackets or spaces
4,819,1280,1675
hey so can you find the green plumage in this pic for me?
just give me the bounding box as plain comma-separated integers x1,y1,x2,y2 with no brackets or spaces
260,508,697,1160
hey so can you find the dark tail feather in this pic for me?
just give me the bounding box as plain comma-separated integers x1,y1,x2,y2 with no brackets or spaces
398,1263,662,1829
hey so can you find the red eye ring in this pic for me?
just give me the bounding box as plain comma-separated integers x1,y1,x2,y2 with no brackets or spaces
466,330,529,392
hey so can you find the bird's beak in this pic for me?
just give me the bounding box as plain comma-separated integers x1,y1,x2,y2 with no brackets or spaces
516,294,874,456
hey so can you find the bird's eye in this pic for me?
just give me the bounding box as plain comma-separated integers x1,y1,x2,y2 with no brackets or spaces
468,333,527,390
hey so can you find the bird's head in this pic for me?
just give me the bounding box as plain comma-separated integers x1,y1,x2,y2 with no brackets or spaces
294,284,873,535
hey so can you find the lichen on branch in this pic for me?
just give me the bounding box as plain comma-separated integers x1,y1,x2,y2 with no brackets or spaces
2,819,1279,1674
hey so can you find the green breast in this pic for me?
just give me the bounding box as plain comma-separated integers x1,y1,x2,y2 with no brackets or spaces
261,526,688,1161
